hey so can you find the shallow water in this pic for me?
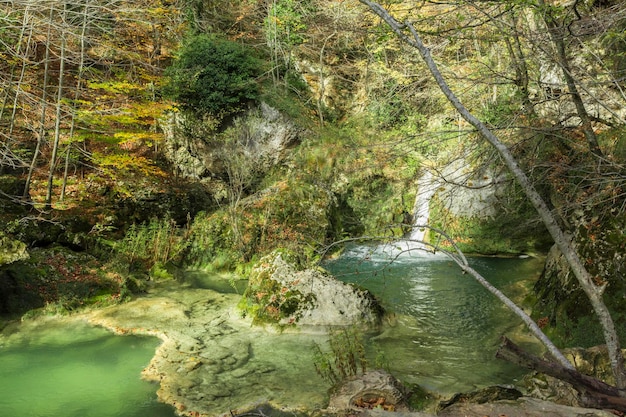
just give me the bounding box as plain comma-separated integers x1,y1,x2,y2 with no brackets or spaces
323,243,545,394
0,245,544,415
0,319,177,417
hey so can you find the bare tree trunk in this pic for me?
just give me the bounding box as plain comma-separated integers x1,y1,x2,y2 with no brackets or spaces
359,0,626,389
61,0,90,202
0,5,31,123
317,33,336,126
501,12,534,115
45,8,67,209
266,0,280,86
1,8,33,174
24,5,54,200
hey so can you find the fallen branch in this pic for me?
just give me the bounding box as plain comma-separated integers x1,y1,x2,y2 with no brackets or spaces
496,336,626,411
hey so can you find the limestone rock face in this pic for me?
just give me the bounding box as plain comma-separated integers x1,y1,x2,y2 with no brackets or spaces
241,251,384,328
161,102,302,180
432,159,505,220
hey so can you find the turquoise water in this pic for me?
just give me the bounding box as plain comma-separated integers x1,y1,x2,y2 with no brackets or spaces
0,245,545,415
0,320,176,417
324,243,545,394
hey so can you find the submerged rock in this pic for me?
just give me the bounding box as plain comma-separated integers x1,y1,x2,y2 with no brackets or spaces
437,396,616,417
438,384,523,410
240,251,384,328
85,281,331,417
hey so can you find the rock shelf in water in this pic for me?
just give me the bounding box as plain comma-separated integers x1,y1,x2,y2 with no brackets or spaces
83,281,330,416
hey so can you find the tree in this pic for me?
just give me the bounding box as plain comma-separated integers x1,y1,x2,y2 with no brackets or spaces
0,4,33,175
358,0,626,393
45,3,67,210
218,121,259,262
23,4,53,200
1,0,182,207
536,0,604,158
163,34,263,119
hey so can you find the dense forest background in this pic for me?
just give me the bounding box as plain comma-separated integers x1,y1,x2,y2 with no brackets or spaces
1,0,626,351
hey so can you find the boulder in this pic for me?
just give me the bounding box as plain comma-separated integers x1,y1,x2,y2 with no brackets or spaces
327,369,410,412
0,232,28,266
240,251,384,328
161,102,302,180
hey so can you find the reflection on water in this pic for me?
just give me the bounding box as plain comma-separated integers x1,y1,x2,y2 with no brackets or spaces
0,320,176,417
324,242,544,394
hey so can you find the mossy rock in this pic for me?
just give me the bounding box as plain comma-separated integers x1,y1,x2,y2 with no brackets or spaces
240,250,384,328
240,250,314,325
0,232,28,266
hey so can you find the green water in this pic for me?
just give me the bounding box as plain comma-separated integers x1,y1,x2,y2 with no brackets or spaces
324,243,545,394
0,245,545,416
0,320,176,417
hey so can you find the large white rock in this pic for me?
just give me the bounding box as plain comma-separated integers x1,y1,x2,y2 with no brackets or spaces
244,251,384,328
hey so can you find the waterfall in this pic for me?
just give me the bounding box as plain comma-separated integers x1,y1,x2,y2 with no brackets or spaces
408,171,438,242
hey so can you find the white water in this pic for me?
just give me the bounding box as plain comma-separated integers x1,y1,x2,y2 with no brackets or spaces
408,171,439,242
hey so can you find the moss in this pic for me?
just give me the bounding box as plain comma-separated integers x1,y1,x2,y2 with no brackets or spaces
0,232,28,266
405,382,438,412
240,272,313,325
0,245,124,317
239,251,316,326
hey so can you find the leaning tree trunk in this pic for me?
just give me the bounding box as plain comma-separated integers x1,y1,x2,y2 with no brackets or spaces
497,337,626,411
359,0,626,390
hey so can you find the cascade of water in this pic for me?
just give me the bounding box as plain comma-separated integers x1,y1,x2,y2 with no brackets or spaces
408,171,438,242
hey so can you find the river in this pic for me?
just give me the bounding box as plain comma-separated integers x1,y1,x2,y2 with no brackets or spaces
322,243,544,393
0,244,544,416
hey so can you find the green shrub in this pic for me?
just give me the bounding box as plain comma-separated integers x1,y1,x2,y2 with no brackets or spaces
115,216,187,271
313,328,367,386
164,34,263,118
185,210,237,267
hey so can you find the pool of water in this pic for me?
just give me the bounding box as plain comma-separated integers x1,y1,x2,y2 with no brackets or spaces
0,244,545,415
0,319,177,417
323,243,545,394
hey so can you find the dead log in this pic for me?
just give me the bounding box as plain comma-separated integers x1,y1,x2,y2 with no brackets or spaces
496,336,626,412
